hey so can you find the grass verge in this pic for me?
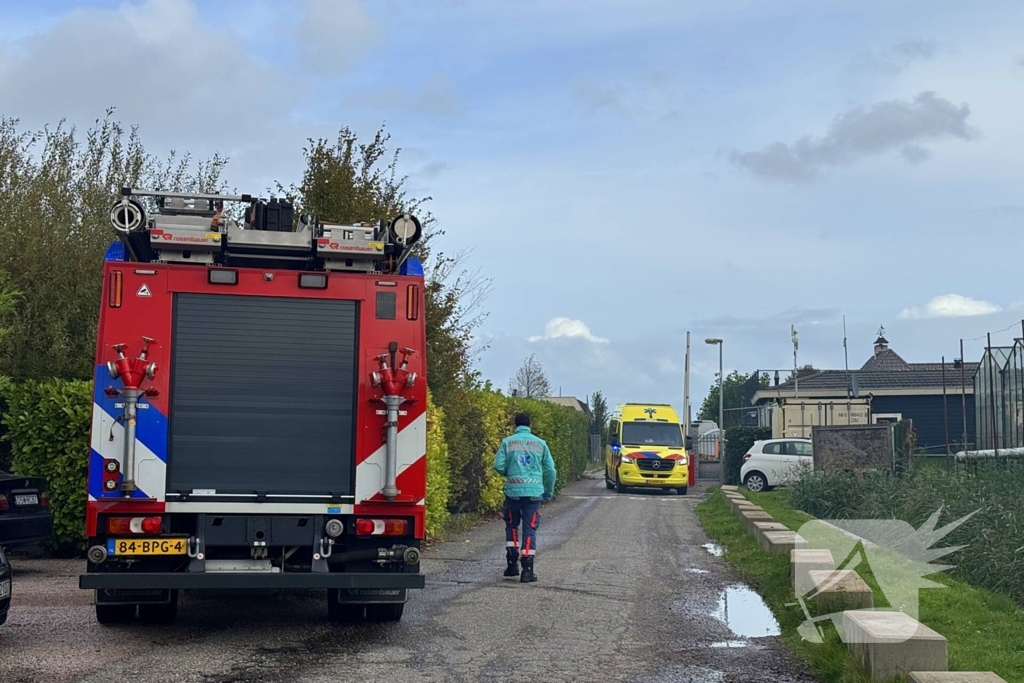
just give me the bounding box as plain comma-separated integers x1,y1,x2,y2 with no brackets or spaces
708,488,1024,682
696,491,872,683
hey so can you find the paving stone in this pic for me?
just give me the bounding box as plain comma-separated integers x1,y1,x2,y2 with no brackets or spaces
807,569,874,613
842,610,948,681
721,485,739,492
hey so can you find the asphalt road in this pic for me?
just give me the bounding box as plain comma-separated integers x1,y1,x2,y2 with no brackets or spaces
0,476,815,682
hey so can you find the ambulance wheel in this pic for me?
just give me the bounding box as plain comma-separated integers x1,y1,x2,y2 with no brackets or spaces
327,590,364,623
605,471,614,490
676,487,688,496
614,473,626,494
96,604,136,625
139,591,178,624
366,603,405,623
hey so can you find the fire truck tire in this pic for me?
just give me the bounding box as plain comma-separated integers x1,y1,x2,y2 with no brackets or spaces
327,590,365,623
139,591,178,624
366,603,405,623
95,604,137,625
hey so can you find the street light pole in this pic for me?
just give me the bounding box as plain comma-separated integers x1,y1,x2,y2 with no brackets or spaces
706,338,725,485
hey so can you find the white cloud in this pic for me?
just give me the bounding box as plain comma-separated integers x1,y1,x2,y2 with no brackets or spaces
0,0,300,172
900,294,1001,320
529,317,609,343
297,0,378,76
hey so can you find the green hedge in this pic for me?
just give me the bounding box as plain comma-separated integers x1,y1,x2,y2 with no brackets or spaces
1,378,91,552
0,379,589,547
723,426,771,485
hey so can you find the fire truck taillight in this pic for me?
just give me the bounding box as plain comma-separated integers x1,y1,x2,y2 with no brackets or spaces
406,284,419,320
106,516,163,535
208,268,238,285
299,273,328,289
108,270,123,308
354,518,409,537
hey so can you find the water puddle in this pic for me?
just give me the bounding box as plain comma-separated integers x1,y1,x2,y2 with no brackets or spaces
710,640,748,648
711,584,780,638
684,567,710,574
701,542,724,557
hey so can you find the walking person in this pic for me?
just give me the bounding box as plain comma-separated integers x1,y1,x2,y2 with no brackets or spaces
493,412,557,583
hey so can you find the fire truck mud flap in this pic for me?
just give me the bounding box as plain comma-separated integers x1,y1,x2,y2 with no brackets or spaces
80,572,424,591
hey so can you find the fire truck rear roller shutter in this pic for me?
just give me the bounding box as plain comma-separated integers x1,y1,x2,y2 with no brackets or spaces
168,294,358,497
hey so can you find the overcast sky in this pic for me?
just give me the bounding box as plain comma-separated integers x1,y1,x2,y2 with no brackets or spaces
3,0,1022,414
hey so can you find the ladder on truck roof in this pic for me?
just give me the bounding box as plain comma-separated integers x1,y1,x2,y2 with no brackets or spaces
109,187,423,273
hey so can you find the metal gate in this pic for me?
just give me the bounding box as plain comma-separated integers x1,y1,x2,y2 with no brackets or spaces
694,430,723,482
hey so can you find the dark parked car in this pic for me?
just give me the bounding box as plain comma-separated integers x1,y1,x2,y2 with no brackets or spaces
0,471,53,547
0,545,10,626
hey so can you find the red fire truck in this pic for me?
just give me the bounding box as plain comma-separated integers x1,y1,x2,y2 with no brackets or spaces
79,189,427,624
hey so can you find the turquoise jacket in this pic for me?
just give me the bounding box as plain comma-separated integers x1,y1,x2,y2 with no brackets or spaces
493,426,557,499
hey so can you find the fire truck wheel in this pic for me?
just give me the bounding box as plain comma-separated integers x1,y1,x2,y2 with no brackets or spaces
327,590,365,623
139,591,178,624
95,604,137,625
366,603,405,623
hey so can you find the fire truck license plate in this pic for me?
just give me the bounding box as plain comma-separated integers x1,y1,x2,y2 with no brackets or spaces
111,538,187,556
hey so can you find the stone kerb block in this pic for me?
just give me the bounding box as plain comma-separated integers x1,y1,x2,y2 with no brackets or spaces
753,521,789,545
791,548,835,594
842,610,948,681
759,530,808,555
909,674,1006,683
739,510,774,534
807,570,874,613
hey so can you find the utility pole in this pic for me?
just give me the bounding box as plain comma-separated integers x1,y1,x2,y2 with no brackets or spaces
706,338,725,485
683,331,691,431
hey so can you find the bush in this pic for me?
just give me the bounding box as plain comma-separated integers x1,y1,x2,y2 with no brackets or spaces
724,426,771,485
424,394,450,537
790,461,1024,605
1,378,91,552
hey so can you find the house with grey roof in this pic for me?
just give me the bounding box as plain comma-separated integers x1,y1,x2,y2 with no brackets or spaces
752,330,978,453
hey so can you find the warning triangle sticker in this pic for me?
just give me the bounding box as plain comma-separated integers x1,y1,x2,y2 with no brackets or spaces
136,283,152,297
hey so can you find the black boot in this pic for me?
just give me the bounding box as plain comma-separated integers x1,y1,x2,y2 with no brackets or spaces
520,557,537,583
504,550,520,577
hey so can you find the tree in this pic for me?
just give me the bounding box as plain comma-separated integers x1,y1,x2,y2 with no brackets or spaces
698,371,769,429
284,125,489,408
590,390,609,447
0,113,226,380
787,364,819,382
510,354,551,399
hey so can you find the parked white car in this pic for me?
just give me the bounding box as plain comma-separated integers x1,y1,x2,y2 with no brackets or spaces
740,438,813,492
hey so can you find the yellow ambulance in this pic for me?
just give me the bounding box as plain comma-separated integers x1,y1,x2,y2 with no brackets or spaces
605,403,690,495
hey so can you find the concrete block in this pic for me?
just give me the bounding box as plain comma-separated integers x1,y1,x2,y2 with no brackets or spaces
842,610,948,681
807,570,873,613
909,674,1006,683
791,549,835,594
759,530,808,555
735,504,764,516
753,521,789,545
721,485,739,492
739,510,774,534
